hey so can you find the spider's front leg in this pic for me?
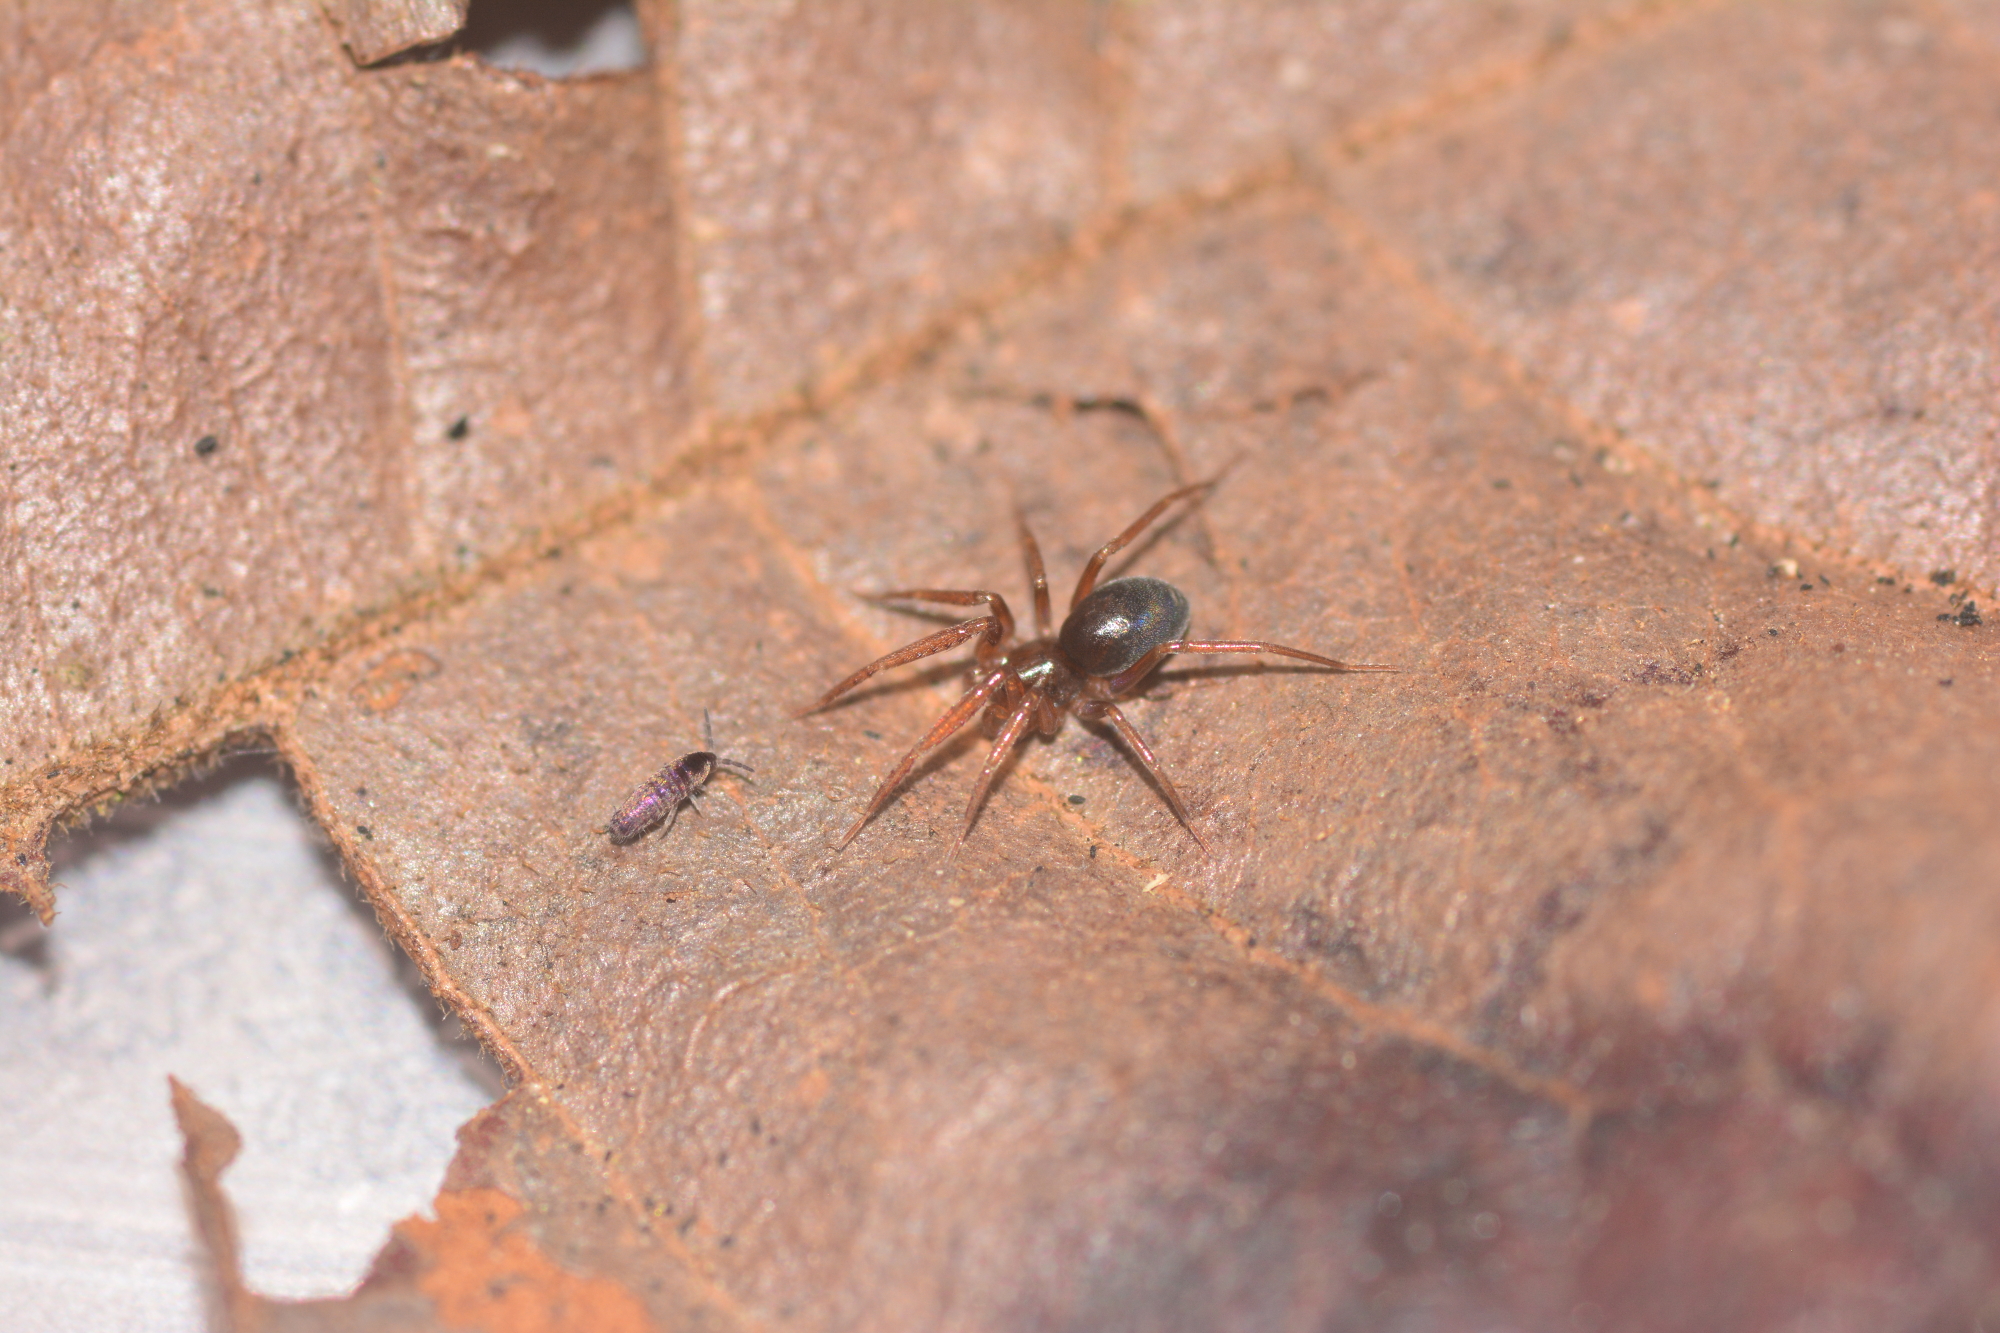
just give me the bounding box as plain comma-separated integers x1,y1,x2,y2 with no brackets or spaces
798,617,1004,716
838,668,1011,848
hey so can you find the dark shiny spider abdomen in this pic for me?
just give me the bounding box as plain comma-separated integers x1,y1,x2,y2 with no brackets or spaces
1058,576,1191,677
802,480,1394,854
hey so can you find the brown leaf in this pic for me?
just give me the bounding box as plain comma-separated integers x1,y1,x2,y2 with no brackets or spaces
320,0,468,66
10,1,2000,1328
172,1079,730,1332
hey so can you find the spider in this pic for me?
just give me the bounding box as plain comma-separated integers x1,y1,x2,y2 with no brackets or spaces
803,479,1394,853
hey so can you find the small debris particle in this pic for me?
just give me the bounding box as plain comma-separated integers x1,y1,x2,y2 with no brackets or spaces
1770,559,1799,579
446,414,470,440
350,648,443,714
1876,575,1896,585
1767,628,1780,637
1799,583,1814,593
1491,478,1512,489
1940,600,1981,627
1939,679,1954,688
356,824,373,840
862,730,882,741
193,434,219,456
1066,794,1085,805
1930,569,1956,586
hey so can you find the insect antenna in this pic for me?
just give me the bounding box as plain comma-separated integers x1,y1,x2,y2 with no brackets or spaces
704,709,755,778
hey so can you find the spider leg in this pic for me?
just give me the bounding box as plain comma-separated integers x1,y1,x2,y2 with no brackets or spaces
865,588,1015,643
838,669,1009,849
951,696,1039,859
1080,700,1209,853
1070,480,1215,611
799,616,1002,716
1096,639,1399,699
1015,510,1052,637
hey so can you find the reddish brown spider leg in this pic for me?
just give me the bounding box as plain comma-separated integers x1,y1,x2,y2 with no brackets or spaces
1069,480,1215,611
951,697,1039,857
838,669,1009,848
866,588,1015,643
1076,699,1209,853
1095,640,1400,700
798,616,1001,716
1015,511,1052,636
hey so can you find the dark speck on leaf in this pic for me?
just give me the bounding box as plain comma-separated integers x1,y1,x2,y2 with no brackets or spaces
863,730,882,740
193,434,219,456
1930,569,1956,586
355,824,373,839
1939,679,1954,687
1067,794,1085,805
447,415,470,440
1800,583,1813,592
1767,628,1780,637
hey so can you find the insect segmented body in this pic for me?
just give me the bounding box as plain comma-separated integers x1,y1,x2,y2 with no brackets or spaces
802,479,1395,853
605,718,752,844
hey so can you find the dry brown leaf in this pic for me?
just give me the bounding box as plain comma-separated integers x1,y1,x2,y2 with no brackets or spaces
15,1,2000,1328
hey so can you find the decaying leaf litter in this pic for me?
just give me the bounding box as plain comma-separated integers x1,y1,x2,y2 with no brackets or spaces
2,1,1997,1329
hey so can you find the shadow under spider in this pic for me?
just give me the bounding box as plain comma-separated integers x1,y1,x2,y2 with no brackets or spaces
1074,717,1199,825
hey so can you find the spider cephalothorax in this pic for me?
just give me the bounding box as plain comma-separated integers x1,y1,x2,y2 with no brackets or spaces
804,481,1393,852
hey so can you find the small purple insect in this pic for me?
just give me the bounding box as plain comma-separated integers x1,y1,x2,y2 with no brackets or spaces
605,712,753,844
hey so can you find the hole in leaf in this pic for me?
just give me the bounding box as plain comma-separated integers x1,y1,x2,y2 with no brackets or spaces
463,0,645,76
0,754,502,1326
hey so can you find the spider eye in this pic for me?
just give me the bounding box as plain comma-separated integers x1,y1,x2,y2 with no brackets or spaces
1059,576,1190,677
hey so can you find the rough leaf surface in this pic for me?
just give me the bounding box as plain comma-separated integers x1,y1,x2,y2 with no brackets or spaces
10,0,2000,1328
